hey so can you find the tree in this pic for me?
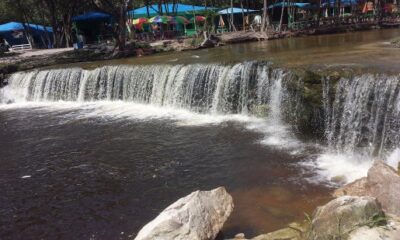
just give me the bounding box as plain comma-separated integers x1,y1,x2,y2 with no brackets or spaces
0,1,15,23
94,0,131,51
279,0,285,31
261,0,270,32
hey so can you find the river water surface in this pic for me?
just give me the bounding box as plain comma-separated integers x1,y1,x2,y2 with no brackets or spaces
1,29,400,239
75,28,400,72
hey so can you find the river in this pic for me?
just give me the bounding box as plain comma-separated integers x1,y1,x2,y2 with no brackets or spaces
1,29,400,239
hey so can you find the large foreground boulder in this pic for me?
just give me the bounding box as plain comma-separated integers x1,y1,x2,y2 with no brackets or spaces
334,160,400,216
310,196,384,240
134,187,234,240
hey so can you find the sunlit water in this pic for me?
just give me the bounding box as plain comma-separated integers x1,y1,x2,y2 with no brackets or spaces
68,28,400,72
2,29,400,239
0,102,332,239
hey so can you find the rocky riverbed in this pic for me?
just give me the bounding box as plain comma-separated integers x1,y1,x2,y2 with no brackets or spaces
132,161,400,240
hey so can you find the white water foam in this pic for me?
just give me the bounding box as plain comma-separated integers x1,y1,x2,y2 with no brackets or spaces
0,100,303,153
0,101,251,124
312,152,373,184
246,120,303,152
386,148,400,170
307,148,400,185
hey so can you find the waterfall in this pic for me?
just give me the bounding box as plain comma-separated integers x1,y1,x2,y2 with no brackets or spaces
317,74,400,183
2,61,400,183
324,74,400,157
0,62,300,119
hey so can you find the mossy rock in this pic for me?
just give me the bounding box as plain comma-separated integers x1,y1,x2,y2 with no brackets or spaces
251,104,270,117
390,37,400,47
251,222,309,240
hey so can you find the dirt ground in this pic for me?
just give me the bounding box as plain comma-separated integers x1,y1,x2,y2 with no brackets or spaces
0,48,73,64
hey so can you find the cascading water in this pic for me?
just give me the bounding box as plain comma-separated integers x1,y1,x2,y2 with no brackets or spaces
326,74,400,156
2,62,400,184
0,62,301,118
0,62,304,153
316,73,400,183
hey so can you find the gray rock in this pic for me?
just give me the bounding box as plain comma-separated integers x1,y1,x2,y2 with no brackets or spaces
251,227,302,240
333,177,367,197
234,233,246,239
310,196,384,240
367,161,400,216
348,214,400,240
134,187,234,240
334,160,400,216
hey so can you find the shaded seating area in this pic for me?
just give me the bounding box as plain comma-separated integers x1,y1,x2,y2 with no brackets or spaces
322,0,359,17
268,2,313,30
217,7,260,32
127,4,209,40
129,3,209,18
0,22,53,51
72,11,113,44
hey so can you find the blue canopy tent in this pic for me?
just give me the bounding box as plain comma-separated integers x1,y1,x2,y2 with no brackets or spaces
128,3,209,18
0,22,53,49
72,12,113,44
72,11,112,22
267,2,312,25
217,8,260,32
0,22,52,32
321,0,359,17
322,0,359,7
268,2,311,9
218,8,259,15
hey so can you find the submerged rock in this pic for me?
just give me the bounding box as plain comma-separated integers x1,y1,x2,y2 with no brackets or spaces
334,160,400,216
310,196,384,240
134,187,233,240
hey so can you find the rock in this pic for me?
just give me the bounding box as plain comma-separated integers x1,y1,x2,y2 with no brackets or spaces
398,162,400,175
200,39,216,48
245,222,307,240
367,160,400,216
391,37,400,48
348,214,400,240
251,227,302,240
134,187,234,240
333,177,367,197
310,196,384,240
334,160,400,216
234,233,246,239
330,175,347,185
217,31,269,44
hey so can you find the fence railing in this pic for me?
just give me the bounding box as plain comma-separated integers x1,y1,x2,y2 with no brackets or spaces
288,14,400,31
10,44,32,52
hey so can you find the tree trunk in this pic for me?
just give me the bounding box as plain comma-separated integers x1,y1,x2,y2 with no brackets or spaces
146,0,150,17
118,1,128,51
241,0,245,30
230,0,234,31
317,0,322,26
261,0,270,32
279,0,285,31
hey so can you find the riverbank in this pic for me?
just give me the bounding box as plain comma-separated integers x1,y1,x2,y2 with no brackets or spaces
1,23,399,86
